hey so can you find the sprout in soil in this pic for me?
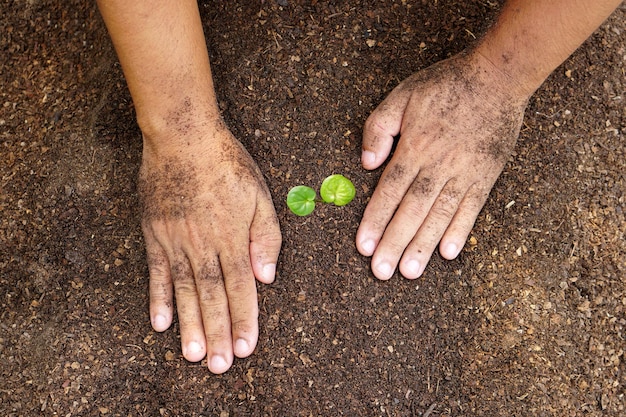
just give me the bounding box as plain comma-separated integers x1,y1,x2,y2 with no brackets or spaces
286,174,356,216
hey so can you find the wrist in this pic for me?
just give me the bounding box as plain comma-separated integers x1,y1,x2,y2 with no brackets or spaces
140,117,226,161
464,47,537,105
136,96,222,154
136,95,221,136
472,42,545,99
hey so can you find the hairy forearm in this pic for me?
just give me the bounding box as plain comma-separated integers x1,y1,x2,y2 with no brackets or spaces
476,0,622,96
97,0,219,143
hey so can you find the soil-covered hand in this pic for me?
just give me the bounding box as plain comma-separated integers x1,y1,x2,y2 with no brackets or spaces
138,120,281,373
357,51,529,280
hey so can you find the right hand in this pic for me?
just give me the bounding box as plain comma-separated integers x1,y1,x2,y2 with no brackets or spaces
138,118,282,374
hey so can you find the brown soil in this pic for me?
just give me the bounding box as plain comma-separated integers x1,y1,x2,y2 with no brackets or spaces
1,1,624,416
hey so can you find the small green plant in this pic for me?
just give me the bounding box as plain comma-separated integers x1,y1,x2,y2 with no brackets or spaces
287,174,356,216
286,185,317,216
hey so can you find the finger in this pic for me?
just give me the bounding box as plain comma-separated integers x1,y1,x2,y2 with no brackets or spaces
249,191,282,284
144,226,174,332
220,246,259,361
439,182,491,260
361,88,412,170
170,255,207,363
398,181,464,279
194,258,234,374
368,174,446,280
356,155,420,261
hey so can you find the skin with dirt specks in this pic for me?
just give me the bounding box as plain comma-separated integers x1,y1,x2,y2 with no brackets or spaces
138,126,282,373
357,52,528,281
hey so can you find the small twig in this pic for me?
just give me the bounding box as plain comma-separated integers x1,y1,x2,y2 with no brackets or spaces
125,344,143,351
327,12,343,19
272,31,280,49
423,402,437,417
374,325,385,340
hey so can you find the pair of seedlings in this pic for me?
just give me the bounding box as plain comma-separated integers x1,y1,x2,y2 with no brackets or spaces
286,174,355,216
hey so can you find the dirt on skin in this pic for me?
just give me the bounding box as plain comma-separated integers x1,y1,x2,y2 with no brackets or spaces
1,1,624,416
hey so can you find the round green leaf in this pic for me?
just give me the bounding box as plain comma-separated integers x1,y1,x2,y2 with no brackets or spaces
286,185,317,216
320,174,356,206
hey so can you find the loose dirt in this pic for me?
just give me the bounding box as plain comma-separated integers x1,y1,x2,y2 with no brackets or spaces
1,1,624,415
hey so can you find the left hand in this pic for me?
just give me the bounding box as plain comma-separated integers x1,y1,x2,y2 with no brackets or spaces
356,51,529,280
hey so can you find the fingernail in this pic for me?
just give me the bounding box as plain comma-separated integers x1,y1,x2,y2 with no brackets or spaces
186,341,203,355
152,314,168,331
210,355,229,374
375,261,393,280
361,150,376,166
235,338,250,355
405,259,421,278
445,243,459,259
262,263,276,281
361,239,376,256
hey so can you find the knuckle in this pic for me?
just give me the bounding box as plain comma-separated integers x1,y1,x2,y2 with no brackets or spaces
467,183,491,208
376,233,409,258
429,186,462,221
429,202,456,221
146,249,168,271
173,279,197,297
364,113,382,132
204,328,230,345
202,307,228,325
226,275,255,297
255,230,283,249
170,258,193,283
381,163,409,186
231,316,257,334
403,200,428,221
198,260,223,285
198,286,222,305
378,186,404,205
385,239,409,255
196,264,226,303
270,230,283,247
148,262,169,279
409,176,434,197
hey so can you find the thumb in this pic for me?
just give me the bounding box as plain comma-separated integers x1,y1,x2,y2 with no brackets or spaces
361,86,412,170
249,192,282,285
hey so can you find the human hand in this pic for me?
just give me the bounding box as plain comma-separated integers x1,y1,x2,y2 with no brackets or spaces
357,52,529,280
138,120,281,373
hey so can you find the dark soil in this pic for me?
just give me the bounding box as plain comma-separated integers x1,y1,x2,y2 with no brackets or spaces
1,1,624,416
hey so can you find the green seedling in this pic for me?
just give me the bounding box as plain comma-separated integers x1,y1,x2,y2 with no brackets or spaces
286,185,317,216
287,174,356,216
320,174,356,206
